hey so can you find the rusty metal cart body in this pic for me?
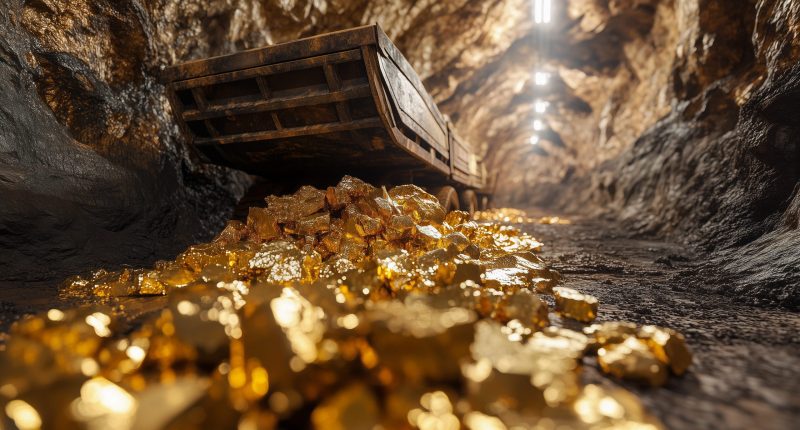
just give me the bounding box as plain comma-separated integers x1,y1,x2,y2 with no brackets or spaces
161,24,490,211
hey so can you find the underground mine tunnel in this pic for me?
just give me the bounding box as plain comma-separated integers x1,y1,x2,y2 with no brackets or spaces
0,0,799,429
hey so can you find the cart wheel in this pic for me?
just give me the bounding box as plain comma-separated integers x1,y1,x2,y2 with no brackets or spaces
435,186,460,213
480,195,491,211
460,190,479,216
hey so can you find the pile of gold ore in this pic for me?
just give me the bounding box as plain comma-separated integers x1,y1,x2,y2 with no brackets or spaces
0,177,691,430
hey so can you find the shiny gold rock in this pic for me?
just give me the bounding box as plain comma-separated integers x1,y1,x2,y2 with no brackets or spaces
246,207,281,242
389,184,446,225
584,321,639,346
553,286,599,322
637,325,692,375
597,337,668,386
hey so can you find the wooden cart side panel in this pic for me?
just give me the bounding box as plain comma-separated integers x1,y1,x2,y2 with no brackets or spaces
448,125,471,174
362,45,450,176
161,25,378,83
171,49,363,91
377,54,449,157
375,27,448,128
388,128,451,175
448,122,488,190
194,117,384,145
168,48,381,147
181,84,372,122
361,45,397,132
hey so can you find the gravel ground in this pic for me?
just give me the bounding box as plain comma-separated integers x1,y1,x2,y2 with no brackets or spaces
524,214,800,430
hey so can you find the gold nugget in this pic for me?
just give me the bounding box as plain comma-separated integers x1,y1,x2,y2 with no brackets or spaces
598,337,668,386
553,287,599,322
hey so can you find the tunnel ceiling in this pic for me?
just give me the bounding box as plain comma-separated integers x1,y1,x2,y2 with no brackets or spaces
1,0,799,306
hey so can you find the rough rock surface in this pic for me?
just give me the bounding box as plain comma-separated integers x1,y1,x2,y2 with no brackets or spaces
526,215,800,430
1,0,799,311
534,0,800,309
0,0,254,293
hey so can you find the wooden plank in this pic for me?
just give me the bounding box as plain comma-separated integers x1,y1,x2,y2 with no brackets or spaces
163,26,376,82
324,64,353,122
375,27,448,132
255,76,271,98
167,39,368,83
194,117,383,146
361,45,396,129
271,113,283,130
362,44,449,177
323,64,342,90
165,84,196,145
377,53,448,157
172,49,363,91
451,170,472,185
190,88,208,109
389,128,451,176
188,87,221,138
181,84,372,121
254,76,284,130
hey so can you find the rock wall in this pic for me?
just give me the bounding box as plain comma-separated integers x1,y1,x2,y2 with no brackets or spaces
482,0,800,307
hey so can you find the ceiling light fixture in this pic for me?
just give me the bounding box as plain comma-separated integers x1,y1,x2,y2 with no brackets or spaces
534,0,552,24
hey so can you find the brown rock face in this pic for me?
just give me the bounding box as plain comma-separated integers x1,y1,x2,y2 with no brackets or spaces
1,0,798,306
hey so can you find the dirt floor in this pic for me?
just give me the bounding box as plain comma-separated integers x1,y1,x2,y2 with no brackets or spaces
1,214,798,429
524,213,800,430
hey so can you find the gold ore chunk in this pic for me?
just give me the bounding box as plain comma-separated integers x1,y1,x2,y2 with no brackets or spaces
553,286,599,322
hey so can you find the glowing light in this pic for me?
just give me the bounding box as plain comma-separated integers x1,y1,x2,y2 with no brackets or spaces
530,135,540,145
126,345,147,364
81,358,99,376
534,71,550,86
337,314,360,329
176,300,198,316
85,312,111,337
5,400,42,430
79,377,137,414
250,366,270,396
408,391,459,430
535,99,549,113
534,0,552,24
270,288,326,364
71,377,137,429
47,308,65,321
533,119,545,131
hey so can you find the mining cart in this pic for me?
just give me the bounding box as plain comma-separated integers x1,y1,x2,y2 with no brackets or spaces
161,24,491,213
